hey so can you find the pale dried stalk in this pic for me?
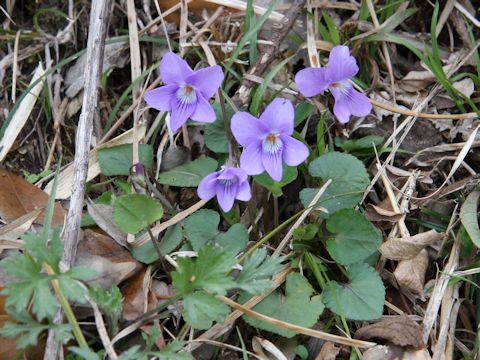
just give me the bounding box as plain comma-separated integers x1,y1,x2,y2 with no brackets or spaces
422,233,460,344
44,2,111,358
189,266,292,350
273,179,331,256
219,295,376,348
133,199,209,246
87,297,118,359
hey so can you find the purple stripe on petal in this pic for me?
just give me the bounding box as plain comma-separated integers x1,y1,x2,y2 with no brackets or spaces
331,89,351,124
345,87,372,117
186,65,224,99
325,45,359,83
144,84,178,111
190,94,216,123
280,135,309,166
295,68,329,97
160,52,194,85
240,143,264,175
169,98,196,131
262,151,283,182
197,172,219,200
259,98,295,135
227,167,248,183
216,182,237,212
236,180,252,201
231,112,268,147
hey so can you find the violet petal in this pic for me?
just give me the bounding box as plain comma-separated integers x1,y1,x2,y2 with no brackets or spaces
325,45,359,83
280,135,309,166
169,98,196,131
186,65,224,99
160,52,194,85
240,143,265,175
236,180,252,201
231,112,268,147
262,150,283,182
295,67,329,97
144,84,178,111
216,182,237,212
197,172,219,200
190,94,216,123
259,98,294,135
331,89,351,124
345,87,372,117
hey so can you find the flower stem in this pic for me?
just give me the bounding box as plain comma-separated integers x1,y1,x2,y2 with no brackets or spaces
218,89,240,164
43,263,88,348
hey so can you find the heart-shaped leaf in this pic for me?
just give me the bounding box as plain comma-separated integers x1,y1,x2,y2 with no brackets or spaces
326,209,382,265
323,263,385,320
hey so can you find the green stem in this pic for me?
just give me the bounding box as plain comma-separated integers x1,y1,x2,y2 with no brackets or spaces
44,263,88,348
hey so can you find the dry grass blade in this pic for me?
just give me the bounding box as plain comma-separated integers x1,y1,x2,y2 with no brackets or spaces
133,199,208,246
0,63,44,162
45,127,145,199
219,295,376,348
273,179,331,256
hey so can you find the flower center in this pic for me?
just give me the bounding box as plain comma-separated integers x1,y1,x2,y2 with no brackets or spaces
176,84,197,105
329,80,351,97
262,133,283,154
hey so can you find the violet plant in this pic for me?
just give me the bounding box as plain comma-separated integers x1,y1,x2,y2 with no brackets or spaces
231,98,309,181
295,45,372,123
144,52,224,131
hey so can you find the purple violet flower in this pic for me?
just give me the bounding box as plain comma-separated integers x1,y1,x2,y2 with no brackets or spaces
295,45,372,124
231,98,309,182
197,165,251,212
144,52,224,131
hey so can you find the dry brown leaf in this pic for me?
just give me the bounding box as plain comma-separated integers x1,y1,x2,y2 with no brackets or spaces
380,230,444,260
362,345,431,360
0,168,65,227
315,341,340,360
394,249,429,300
76,229,142,288
0,209,41,241
366,203,403,223
252,336,288,360
86,201,127,247
354,315,425,349
122,267,157,321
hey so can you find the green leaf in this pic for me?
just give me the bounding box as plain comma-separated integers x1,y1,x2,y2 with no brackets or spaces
158,157,218,187
183,292,230,330
113,194,163,234
239,272,324,337
89,285,123,335
294,102,315,127
98,144,153,176
69,346,103,360
131,224,183,264
323,263,385,320
336,135,384,154
326,209,382,265
183,209,220,251
250,55,295,116
172,244,236,295
215,223,249,255
236,248,283,294
205,103,233,154
31,279,58,320
460,191,480,248
58,277,87,303
254,165,298,196
300,152,370,216
293,224,318,241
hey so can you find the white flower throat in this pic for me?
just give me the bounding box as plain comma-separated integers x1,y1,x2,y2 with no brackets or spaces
329,80,351,97
262,133,283,154
176,84,197,105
